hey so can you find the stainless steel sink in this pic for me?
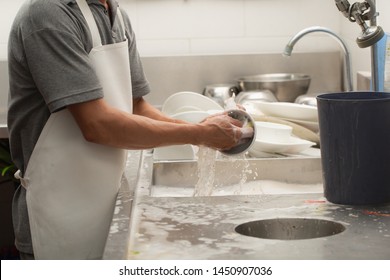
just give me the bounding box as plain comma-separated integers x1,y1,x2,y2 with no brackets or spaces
150,155,323,197
105,150,390,260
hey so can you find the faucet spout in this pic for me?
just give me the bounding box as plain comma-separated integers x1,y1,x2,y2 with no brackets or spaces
284,26,353,92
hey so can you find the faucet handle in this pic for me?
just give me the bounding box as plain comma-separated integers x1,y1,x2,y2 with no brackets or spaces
335,0,351,19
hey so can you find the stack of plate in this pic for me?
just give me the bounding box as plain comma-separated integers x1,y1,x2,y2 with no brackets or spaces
248,121,316,157
249,101,319,133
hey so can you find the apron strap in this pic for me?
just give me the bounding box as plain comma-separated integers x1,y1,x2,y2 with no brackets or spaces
116,8,127,40
76,0,102,48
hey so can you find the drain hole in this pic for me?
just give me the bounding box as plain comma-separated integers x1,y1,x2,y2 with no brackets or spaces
235,218,345,240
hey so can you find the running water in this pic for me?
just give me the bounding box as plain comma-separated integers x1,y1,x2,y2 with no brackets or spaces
193,146,217,196
192,95,253,197
192,146,252,197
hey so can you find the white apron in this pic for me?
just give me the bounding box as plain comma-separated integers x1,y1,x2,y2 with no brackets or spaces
16,0,133,259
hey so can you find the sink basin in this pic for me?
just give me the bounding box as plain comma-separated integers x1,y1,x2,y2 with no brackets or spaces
235,218,346,240
150,155,323,197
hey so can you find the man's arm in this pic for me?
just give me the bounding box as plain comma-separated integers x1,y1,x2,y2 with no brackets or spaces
67,98,243,151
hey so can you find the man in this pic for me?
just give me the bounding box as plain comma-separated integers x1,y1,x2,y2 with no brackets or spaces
7,0,249,259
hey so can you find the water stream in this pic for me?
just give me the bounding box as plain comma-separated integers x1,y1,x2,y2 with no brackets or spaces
193,146,252,197
193,146,217,196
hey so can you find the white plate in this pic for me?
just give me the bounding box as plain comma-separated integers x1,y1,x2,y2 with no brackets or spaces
280,118,319,133
173,105,202,113
250,136,316,154
251,101,318,122
255,121,293,142
162,91,223,116
170,110,210,123
250,115,320,144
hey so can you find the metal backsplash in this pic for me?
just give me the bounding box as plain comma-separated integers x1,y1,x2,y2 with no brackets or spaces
141,52,343,107
0,52,342,111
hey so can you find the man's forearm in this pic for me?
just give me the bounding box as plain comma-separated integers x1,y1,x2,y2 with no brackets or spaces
132,97,186,124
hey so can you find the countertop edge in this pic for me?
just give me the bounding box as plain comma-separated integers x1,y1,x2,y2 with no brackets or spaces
103,150,143,260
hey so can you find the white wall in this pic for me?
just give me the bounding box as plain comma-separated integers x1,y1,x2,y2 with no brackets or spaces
0,0,341,59
122,0,341,56
1,0,390,87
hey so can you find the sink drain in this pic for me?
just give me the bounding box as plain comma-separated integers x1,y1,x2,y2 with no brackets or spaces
235,218,345,240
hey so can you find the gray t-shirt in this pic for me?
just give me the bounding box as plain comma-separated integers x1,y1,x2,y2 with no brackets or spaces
8,0,150,255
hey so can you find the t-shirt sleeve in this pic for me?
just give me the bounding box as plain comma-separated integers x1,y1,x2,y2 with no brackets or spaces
23,28,104,113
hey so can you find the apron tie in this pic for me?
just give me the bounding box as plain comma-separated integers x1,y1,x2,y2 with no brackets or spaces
14,170,29,189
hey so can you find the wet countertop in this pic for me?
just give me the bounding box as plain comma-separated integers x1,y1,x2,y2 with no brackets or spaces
126,194,390,260
103,150,390,260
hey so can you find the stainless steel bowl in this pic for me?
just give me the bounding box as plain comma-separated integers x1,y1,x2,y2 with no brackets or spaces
237,73,311,102
235,90,277,104
220,109,256,156
203,84,239,107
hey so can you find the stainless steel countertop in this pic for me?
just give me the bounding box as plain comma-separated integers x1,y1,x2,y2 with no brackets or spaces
127,194,390,260
103,150,143,259
104,150,390,260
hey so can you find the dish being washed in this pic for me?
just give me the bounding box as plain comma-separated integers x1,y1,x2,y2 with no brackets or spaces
221,109,256,156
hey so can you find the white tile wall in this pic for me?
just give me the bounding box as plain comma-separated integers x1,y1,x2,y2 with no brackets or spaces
132,0,342,56
1,0,390,85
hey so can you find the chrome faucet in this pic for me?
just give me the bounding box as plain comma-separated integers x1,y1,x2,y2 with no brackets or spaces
335,0,383,48
334,0,384,91
283,26,353,92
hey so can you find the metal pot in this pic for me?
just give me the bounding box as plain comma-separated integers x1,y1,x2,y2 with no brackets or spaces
235,90,277,104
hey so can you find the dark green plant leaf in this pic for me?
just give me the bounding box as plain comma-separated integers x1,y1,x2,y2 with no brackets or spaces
1,165,15,177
